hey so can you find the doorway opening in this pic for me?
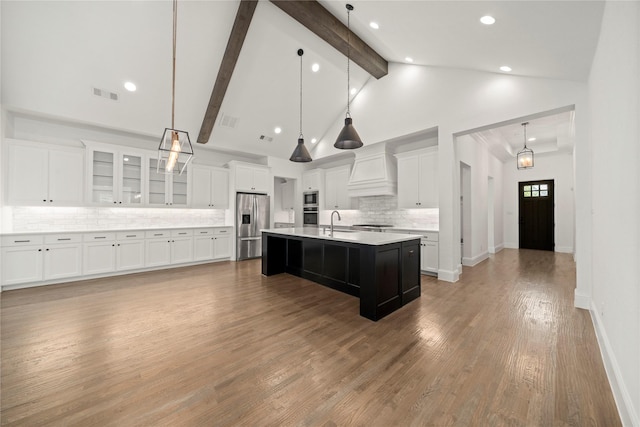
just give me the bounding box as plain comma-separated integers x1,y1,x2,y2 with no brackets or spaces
519,180,554,251
460,162,471,264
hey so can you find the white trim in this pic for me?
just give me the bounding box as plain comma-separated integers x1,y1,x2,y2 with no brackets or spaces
555,246,574,253
573,290,590,310
437,268,459,282
489,243,504,254
462,251,489,267
589,302,638,427
504,242,518,249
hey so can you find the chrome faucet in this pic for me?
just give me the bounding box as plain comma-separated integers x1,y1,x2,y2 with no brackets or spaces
330,210,341,236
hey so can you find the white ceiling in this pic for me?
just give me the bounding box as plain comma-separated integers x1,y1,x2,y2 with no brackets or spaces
1,1,604,162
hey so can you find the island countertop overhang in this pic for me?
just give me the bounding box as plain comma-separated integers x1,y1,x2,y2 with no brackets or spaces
261,227,420,246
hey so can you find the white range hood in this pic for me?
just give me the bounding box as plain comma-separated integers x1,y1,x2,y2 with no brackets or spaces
347,144,397,197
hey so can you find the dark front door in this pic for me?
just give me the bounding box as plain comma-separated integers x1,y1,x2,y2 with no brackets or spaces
519,180,554,251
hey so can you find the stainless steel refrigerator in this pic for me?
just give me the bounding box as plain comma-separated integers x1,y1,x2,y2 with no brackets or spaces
236,192,270,260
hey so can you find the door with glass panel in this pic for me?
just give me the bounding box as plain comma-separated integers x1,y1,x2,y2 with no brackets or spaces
90,149,143,205
518,180,554,251
148,158,188,206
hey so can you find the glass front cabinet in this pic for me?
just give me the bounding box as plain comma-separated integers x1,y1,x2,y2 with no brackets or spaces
87,146,144,206
147,158,189,207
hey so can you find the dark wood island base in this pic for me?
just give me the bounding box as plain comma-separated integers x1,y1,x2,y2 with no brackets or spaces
262,229,421,321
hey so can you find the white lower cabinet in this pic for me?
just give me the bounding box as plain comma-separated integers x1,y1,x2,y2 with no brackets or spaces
420,232,439,275
115,232,145,271
193,227,231,261
1,234,82,286
145,231,172,267
83,233,117,275
171,230,194,265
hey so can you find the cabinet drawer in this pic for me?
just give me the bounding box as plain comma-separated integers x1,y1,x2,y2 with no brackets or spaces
117,231,145,240
171,229,193,237
146,230,170,238
45,234,82,244
84,232,116,242
422,232,438,242
1,235,44,246
193,228,214,236
213,227,232,235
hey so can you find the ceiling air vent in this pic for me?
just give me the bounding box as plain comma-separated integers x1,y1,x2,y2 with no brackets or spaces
92,87,119,101
219,113,239,129
258,135,273,142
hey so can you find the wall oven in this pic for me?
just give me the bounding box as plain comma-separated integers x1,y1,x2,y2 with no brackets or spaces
303,191,318,207
303,207,318,228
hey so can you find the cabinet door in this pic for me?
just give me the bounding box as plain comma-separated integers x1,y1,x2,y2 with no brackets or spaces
235,165,255,191
193,235,214,261
280,181,294,210
170,162,189,206
48,150,84,205
148,158,168,206
325,168,351,209
43,244,82,281
119,153,143,205
213,235,231,259
422,240,438,273
211,169,229,208
7,145,48,205
302,170,320,191
116,240,145,271
397,156,421,208
145,238,171,267
419,152,438,208
90,149,117,204
171,237,193,264
83,241,116,275
191,167,213,207
251,168,269,193
1,245,43,285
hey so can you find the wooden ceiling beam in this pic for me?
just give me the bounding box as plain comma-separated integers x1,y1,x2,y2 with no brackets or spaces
197,0,258,144
269,0,388,79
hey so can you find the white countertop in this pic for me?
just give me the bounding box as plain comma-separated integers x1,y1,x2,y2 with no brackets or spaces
318,225,439,233
0,225,232,237
262,227,421,246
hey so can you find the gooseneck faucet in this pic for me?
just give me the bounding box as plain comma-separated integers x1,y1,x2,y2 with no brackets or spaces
330,210,341,236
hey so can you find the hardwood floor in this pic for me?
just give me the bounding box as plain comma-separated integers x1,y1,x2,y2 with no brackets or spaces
1,249,620,426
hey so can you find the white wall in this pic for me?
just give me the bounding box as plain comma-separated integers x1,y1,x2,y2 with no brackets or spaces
583,2,640,425
314,63,588,281
502,151,575,253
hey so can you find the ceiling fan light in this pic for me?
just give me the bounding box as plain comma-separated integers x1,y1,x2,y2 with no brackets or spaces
334,117,363,149
290,137,312,162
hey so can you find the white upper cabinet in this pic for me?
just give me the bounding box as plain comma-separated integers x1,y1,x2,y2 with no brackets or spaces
231,162,270,193
7,141,84,206
302,169,324,192
324,165,352,210
190,165,229,209
86,145,144,206
147,158,189,207
395,147,438,209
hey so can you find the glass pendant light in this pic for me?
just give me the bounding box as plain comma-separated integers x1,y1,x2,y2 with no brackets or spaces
290,49,312,162
158,0,193,175
334,3,363,150
517,122,534,169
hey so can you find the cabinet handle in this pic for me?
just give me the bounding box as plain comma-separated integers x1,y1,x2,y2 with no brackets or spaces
43,199,47,202
45,248,49,251
38,249,42,252
95,236,106,239
57,238,71,241
112,244,115,247
126,235,136,238
119,201,122,204
114,201,117,204
154,233,163,236
49,200,53,203
15,240,30,243
408,250,414,256
178,232,187,235
117,244,120,246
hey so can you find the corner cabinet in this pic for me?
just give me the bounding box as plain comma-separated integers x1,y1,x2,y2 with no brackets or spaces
6,140,84,206
190,165,229,209
395,147,438,209
324,165,353,210
86,146,145,206
230,162,270,193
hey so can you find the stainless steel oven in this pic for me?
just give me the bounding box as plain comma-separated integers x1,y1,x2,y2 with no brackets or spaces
303,191,318,207
303,207,318,228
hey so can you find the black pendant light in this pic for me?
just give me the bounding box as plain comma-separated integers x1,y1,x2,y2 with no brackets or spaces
334,4,363,150
290,49,313,162
517,122,534,169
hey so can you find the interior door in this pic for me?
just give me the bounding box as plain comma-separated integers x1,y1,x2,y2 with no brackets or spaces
519,180,554,251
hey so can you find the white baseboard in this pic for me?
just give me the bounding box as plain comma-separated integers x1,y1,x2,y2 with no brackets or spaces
457,264,462,275
504,242,518,249
462,251,489,267
573,290,591,310
489,243,504,254
437,268,459,282
589,302,638,427
555,246,574,253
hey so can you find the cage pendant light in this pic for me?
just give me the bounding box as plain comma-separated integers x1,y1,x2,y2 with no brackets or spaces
517,122,534,170
334,3,363,149
158,0,193,175
290,49,312,162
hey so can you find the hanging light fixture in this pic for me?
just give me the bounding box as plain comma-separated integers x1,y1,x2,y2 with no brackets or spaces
290,49,312,163
158,0,193,175
334,3,363,150
517,122,534,169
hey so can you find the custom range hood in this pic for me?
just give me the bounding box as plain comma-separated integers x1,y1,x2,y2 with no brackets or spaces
347,143,397,197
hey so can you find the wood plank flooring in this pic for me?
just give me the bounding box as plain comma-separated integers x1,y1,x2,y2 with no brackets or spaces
1,249,621,426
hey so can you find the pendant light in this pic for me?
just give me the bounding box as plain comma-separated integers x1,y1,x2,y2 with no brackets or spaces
517,122,534,170
289,49,312,162
158,0,193,175
334,3,363,150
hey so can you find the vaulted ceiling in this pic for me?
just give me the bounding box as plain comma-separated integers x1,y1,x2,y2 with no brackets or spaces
1,1,604,162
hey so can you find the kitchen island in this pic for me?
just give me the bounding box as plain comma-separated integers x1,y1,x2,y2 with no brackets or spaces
261,227,421,321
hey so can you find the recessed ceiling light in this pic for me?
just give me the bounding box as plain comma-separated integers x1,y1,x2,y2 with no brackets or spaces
311,138,317,144
274,127,282,134
350,87,357,95
480,15,496,25
500,65,512,72
311,63,320,72
405,57,414,63
124,81,136,92
528,137,536,142
369,22,379,30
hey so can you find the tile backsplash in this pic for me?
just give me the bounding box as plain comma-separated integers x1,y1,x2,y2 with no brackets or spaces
319,195,439,229
8,207,227,232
